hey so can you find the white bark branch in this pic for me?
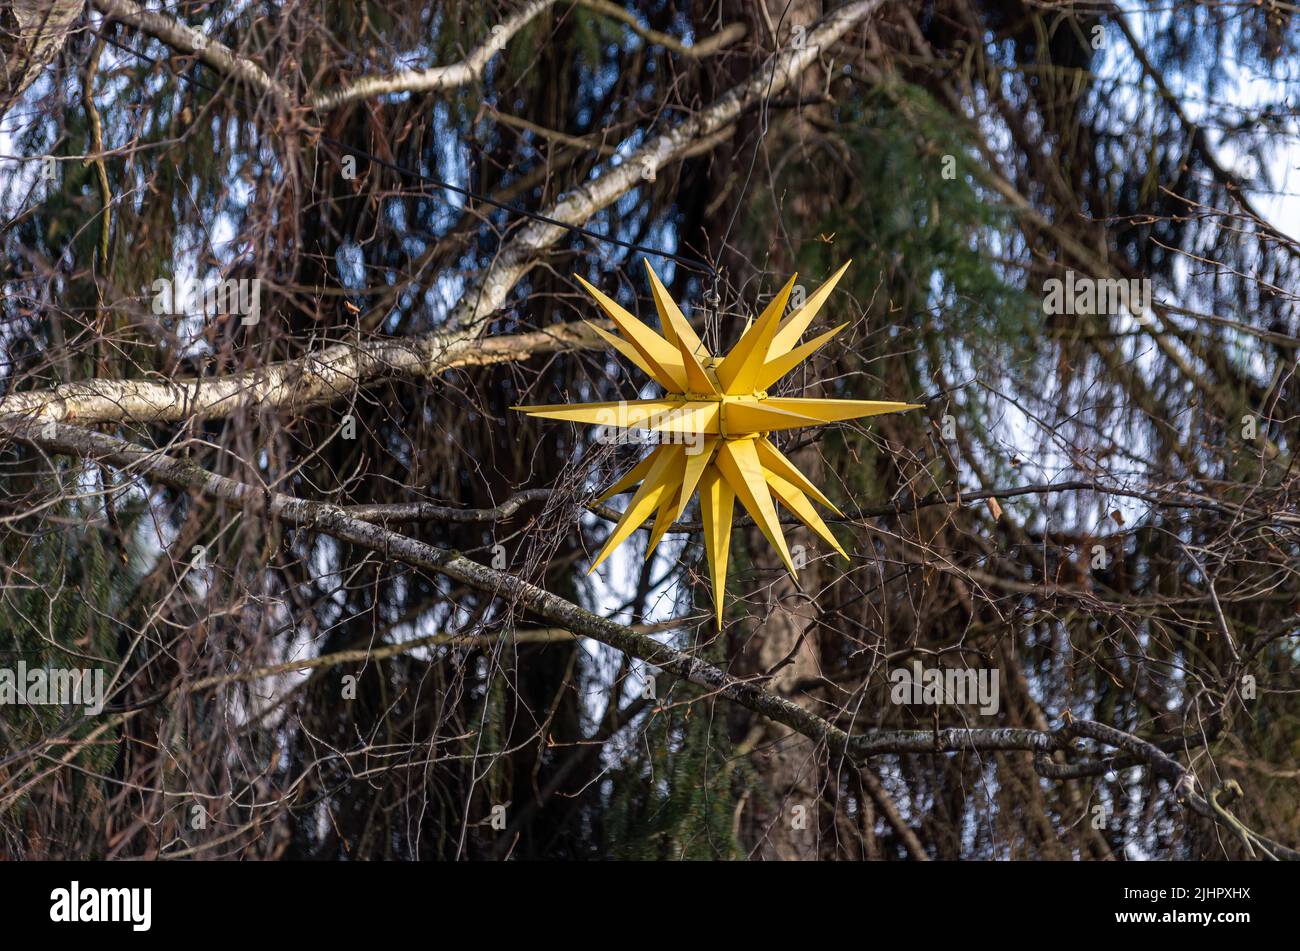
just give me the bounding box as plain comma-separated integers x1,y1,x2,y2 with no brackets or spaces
443,0,886,331
92,0,285,103
307,0,557,111
91,0,747,115
2,0,84,113
9,1,879,427
0,321,606,425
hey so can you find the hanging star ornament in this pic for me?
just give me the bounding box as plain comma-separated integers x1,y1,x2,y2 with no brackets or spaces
513,260,923,626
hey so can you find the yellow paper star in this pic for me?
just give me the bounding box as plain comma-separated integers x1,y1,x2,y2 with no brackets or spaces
514,260,922,626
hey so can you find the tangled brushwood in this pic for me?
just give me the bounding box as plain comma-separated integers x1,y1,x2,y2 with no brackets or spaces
0,0,1297,860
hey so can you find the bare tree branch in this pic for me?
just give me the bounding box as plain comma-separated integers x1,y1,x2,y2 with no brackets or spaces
4,1,880,426
570,0,746,59
0,321,607,425
91,0,746,115
93,0,285,102
442,0,887,331
6,416,1294,860
1,0,84,114
306,0,558,111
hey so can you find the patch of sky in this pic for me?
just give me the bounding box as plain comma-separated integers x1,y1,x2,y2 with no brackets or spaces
335,241,366,290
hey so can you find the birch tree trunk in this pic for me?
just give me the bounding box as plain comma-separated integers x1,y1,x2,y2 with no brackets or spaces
712,0,840,862
1,0,83,112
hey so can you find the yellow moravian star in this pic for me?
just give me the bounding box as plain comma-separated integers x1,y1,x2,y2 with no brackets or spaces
513,260,923,627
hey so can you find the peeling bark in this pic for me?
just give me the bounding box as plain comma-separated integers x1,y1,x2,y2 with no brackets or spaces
0,321,607,425
1,0,84,113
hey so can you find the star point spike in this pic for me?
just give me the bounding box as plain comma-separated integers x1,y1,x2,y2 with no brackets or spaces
716,273,796,394
514,262,923,627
